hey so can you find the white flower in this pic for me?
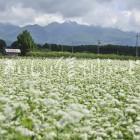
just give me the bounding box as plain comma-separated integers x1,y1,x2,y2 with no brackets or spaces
44,132,56,140
45,98,59,106
125,108,136,114
0,113,5,122
0,58,139,139
4,105,15,120
16,126,35,137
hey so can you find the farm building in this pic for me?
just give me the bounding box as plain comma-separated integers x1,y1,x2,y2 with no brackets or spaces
5,49,21,56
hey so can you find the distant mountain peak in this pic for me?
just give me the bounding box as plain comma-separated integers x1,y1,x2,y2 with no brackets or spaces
0,22,136,46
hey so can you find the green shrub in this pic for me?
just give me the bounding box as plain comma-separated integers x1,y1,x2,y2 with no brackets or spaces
27,51,139,60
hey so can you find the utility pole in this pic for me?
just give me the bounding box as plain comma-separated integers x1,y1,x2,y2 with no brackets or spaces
60,41,63,52
49,44,52,51
135,33,139,57
61,44,64,52
71,42,74,53
97,40,101,54
72,46,74,53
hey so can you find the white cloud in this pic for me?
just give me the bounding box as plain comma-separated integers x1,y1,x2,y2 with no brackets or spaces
34,13,64,26
0,4,36,25
0,0,140,31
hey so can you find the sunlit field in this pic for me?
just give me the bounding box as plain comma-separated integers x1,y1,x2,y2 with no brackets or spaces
0,58,140,140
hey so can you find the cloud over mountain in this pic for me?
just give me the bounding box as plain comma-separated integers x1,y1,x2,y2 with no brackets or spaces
0,0,140,32
0,22,136,46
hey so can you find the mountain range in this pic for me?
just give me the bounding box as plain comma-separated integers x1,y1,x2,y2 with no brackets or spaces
0,22,137,46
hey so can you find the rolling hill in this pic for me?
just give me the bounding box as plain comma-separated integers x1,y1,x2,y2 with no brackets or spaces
0,22,136,46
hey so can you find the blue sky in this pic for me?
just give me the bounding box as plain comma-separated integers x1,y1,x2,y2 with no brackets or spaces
0,0,140,32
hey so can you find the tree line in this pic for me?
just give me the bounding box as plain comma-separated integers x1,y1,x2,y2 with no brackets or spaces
0,30,139,57
40,44,139,57
0,30,36,56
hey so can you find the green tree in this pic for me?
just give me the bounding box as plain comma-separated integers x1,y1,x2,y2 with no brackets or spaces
43,43,51,51
17,30,36,55
11,41,19,49
0,39,6,55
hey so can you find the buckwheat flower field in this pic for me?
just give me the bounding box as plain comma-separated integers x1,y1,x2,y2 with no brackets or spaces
0,58,140,140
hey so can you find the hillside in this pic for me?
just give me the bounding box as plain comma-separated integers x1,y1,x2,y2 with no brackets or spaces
0,22,136,46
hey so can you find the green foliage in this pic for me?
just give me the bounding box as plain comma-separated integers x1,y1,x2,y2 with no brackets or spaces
0,39,6,55
0,58,140,139
27,51,138,60
17,30,36,55
20,116,34,130
11,41,19,49
7,129,32,140
39,43,139,57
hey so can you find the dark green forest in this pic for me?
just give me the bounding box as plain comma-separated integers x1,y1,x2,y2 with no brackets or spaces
0,30,140,57
38,43,139,57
